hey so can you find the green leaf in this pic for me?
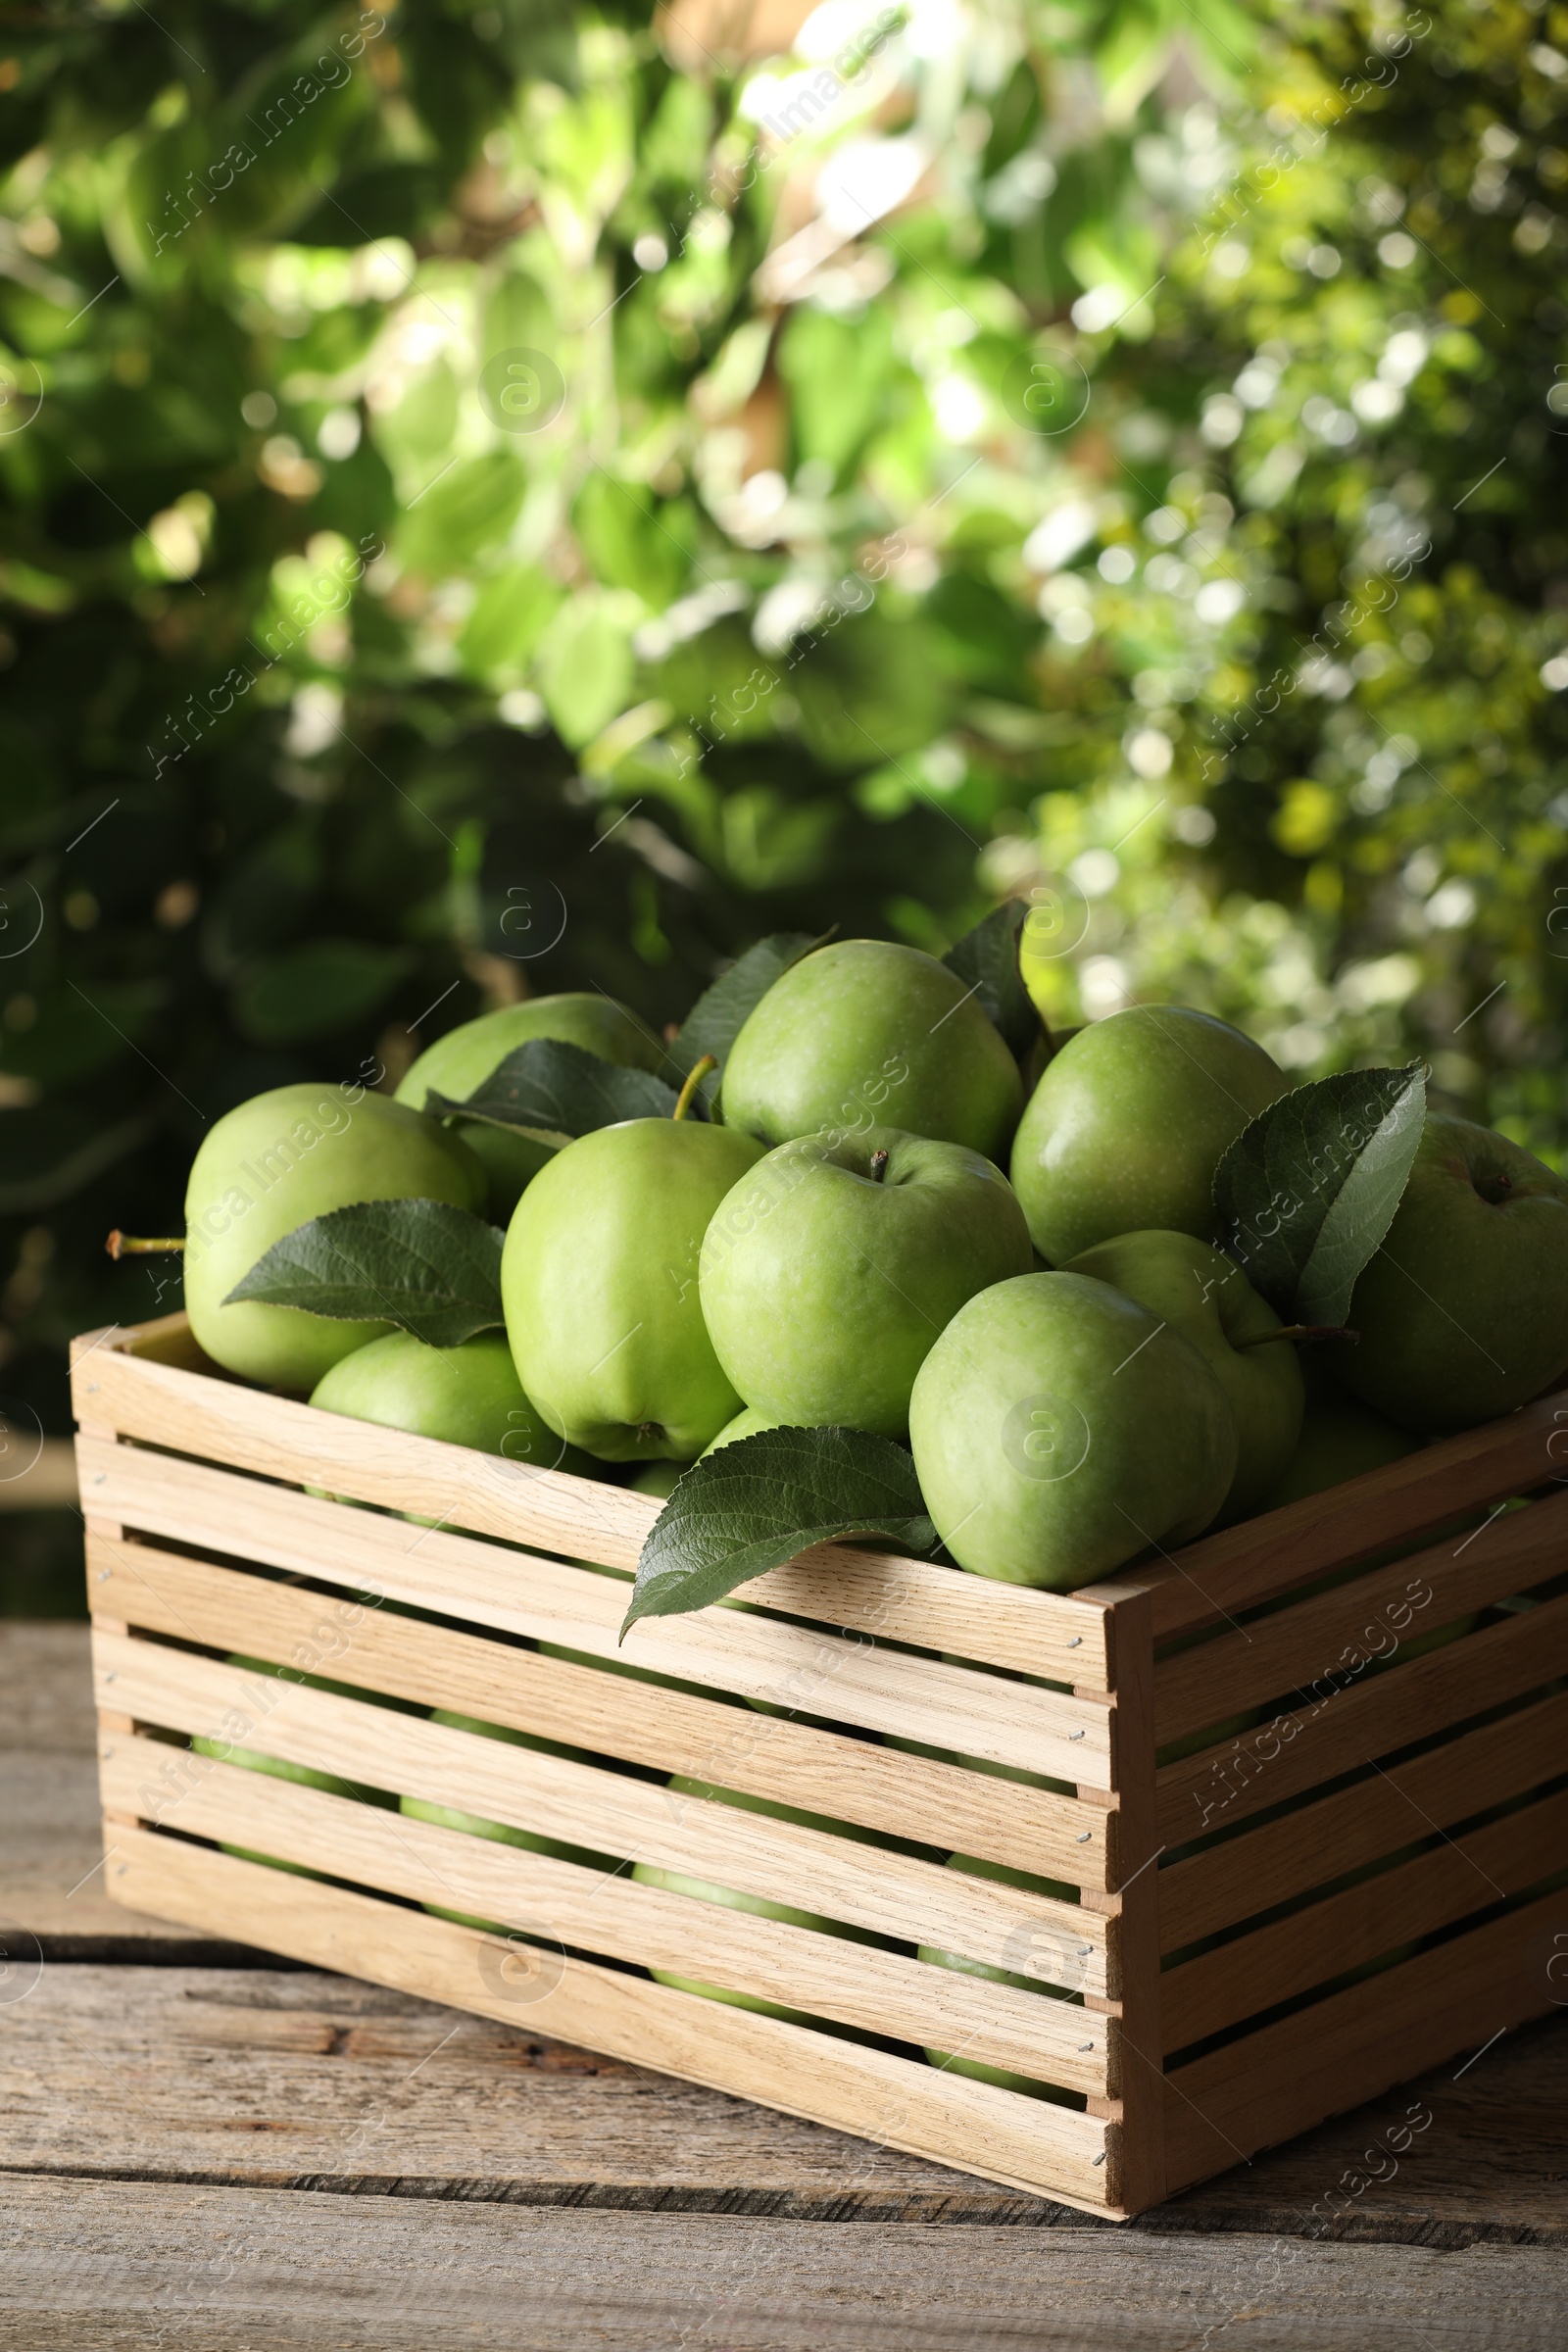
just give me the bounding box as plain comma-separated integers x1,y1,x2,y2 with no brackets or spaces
234,941,412,1047
225,1199,506,1348
670,931,827,1102
536,591,636,747
396,452,527,575
943,901,1044,1064
427,1036,684,1137
620,1427,939,1636
1213,1064,1429,1326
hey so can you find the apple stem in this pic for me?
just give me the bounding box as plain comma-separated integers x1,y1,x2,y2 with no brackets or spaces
106,1232,185,1259
869,1148,890,1183
671,1055,717,1122
1234,1323,1359,1349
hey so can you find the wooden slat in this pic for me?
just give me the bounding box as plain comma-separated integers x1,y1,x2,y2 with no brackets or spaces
97,1732,1110,2096
1159,1688,1568,1953
1127,1383,1568,1643
1162,1887,1568,2192
1153,1488,1568,1749
1155,1592,1568,1847
75,1436,1113,1789
91,1535,1114,1889
71,1323,1110,1688
1161,1786,1568,2052
106,1827,1119,2213
91,1632,1110,1994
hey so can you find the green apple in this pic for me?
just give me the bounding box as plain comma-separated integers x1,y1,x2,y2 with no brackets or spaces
184,1084,484,1392
396,994,663,1218
1009,1006,1287,1265
503,1116,766,1460
700,1128,1033,1439
1063,1231,1304,1521
402,1707,619,1932
633,1458,688,1496
310,1330,594,1478
1335,1115,1568,1433
719,939,1024,1161
920,1852,1081,2102
907,1271,1237,1589
702,1406,781,1456
631,1775,900,2028
1257,1374,1422,1510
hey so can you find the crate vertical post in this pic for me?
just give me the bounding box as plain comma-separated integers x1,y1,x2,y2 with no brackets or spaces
1088,1580,1165,2214
71,1330,136,1872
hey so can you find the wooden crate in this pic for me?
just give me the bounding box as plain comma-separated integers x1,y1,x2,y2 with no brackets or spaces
73,1313,1568,2219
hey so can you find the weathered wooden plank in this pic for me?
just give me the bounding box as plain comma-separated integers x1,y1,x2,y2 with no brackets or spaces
0,1960,990,2209
1163,1890,1568,2192
105,1831,1117,2212
93,1635,1108,1988
76,1436,1114,1787
3,2176,1565,2352
97,1736,1111,2092
1155,1594,1568,1847
91,1535,1113,1889
1158,1689,1568,1953
0,1623,219,1948
1152,1488,1568,1749
1129,1383,1568,1642
1162,1788,1568,2052
71,1324,1111,1687
3,1959,1565,2237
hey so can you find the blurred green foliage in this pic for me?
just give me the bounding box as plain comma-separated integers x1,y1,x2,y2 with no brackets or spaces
3,0,1568,1603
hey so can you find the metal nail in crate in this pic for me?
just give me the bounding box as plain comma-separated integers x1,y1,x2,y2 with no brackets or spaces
74,1313,1568,2219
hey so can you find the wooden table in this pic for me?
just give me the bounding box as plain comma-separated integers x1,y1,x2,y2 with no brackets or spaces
2,1623,1564,2349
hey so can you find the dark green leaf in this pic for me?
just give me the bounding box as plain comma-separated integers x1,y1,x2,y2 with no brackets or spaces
225,1199,506,1348
620,1426,939,1636
234,941,412,1047
428,1037,684,1137
1213,1064,1429,1326
942,901,1044,1064
669,931,829,1104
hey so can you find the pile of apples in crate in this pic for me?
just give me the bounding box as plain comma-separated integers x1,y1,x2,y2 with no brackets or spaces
155,913,1568,1626
123,912,1568,2092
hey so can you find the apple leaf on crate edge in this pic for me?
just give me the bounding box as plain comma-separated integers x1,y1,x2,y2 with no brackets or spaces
667,930,831,1104
225,1198,507,1347
942,901,1044,1064
620,1426,939,1636
426,1036,685,1139
1212,1062,1428,1327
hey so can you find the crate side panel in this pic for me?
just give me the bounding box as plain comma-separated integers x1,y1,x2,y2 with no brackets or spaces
1161,1887,1568,2194
99,1735,1110,2097
1152,1490,1568,1749
79,1439,1113,1789
1161,1785,1568,2052
91,1536,1114,1890
91,1633,1109,1995
107,1827,1120,2212
1128,1386,1568,1644
74,1335,1110,1686
1158,1688,1568,1952
72,1314,207,1374
1155,1593,1568,1847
